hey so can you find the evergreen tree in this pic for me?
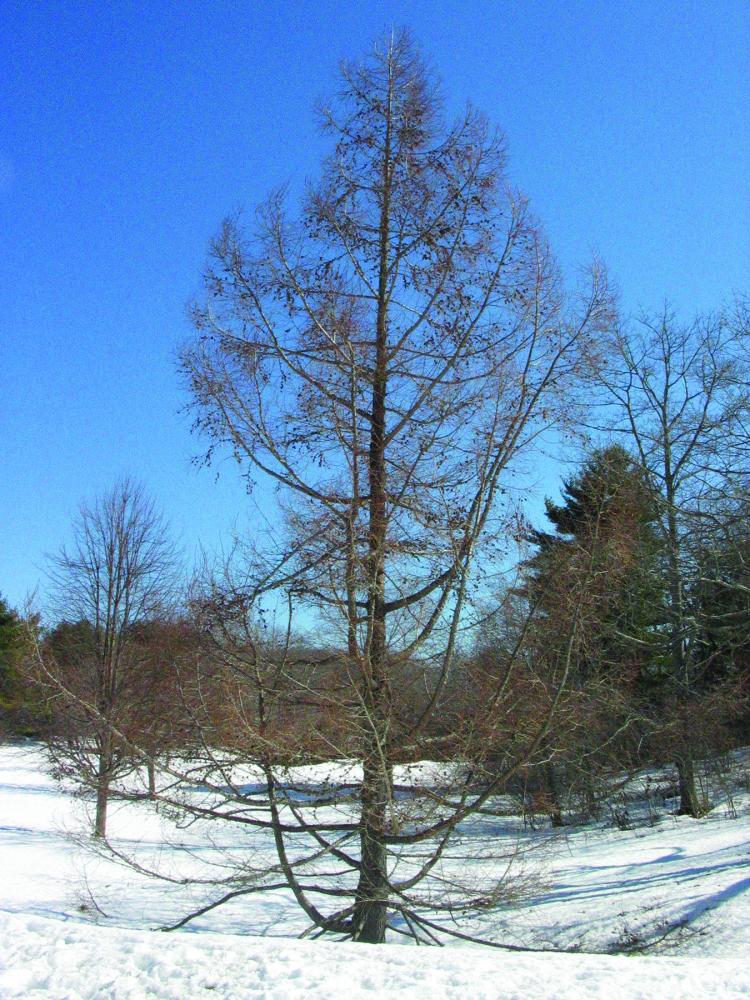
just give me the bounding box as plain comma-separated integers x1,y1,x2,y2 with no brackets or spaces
693,494,750,737
0,596,43,738
0,597,24,711
526,444,666,685
519,446,668,821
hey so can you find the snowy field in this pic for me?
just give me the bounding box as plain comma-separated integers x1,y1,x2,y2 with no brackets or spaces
1,744,749,998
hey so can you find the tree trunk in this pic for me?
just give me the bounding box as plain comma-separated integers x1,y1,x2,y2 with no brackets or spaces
582,776,600,821
147,760,156,799
545,762,564,827
351,49,394,946
676,755,703,817
94,729,115,838
663,474,700,817
94,763,109,838
352,757,390,943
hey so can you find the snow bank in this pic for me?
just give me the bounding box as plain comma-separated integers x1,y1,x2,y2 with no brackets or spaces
2,743,750,998
2,912,749,1000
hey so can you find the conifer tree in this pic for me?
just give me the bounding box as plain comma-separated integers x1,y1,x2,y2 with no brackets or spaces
526,445,666,682
521,446,666,818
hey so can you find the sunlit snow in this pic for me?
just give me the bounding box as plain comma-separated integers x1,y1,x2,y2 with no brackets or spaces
1,744,749,998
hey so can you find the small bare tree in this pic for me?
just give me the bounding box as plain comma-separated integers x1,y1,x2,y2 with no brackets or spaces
38,479,176,837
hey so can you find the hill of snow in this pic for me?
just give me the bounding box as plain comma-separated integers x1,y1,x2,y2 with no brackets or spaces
1,744,749,998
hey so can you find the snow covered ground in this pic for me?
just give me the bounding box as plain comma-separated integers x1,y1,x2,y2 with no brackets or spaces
1,743,749,998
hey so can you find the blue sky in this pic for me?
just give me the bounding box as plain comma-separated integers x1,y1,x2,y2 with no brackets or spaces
2,1,748,610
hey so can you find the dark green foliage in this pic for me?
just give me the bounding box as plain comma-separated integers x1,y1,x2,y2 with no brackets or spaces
0,597,24,704
526,445,668,686
532,444,656,542
45,619,98,669
693,498,750,734
0,596,47,738
496,447,673,822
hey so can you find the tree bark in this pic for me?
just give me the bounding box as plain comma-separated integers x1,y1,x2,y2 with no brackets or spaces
94,758,109,839
664,470,701,817
676,755,703,817
545,762,565,828
352,49,393,945
352,757,390,942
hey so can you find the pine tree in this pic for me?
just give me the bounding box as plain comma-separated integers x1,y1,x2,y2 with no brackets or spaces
0,596,40,737
526,445,666,684
0,597,23,707
693,494,750,738
520,446,667,820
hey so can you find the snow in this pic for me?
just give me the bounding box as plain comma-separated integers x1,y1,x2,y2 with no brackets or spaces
1,743,749,998
3,918,750,1000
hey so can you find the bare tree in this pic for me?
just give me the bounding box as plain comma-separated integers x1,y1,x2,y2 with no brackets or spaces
60,32,614,946
594,304,749,815
38,479,176,837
